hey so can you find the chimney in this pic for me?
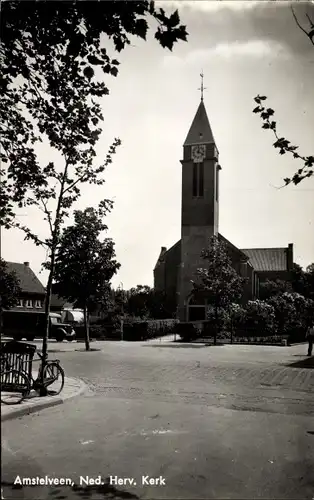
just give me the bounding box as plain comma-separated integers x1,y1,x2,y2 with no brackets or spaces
286,244,293,271
24,262,29,267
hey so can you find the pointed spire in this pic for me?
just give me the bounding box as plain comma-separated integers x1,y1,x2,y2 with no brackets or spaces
184,100,215,146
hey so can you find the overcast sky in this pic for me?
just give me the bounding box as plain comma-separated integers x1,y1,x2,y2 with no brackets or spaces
2,0,314,290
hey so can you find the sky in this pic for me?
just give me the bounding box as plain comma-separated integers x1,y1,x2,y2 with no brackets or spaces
2,0,314,290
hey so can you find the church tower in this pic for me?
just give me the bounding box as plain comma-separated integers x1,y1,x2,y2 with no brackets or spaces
178,90,221,321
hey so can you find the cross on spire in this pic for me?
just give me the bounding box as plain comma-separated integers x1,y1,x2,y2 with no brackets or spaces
198,71,207,101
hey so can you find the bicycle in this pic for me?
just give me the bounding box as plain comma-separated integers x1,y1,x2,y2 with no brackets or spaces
1,349,64,405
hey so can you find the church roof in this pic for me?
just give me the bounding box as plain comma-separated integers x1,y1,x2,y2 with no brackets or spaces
241,247,288,272
184,100,215,146
218,234,249,262
154,241,181,271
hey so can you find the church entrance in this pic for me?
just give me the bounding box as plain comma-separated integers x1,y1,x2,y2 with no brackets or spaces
188,306,206,321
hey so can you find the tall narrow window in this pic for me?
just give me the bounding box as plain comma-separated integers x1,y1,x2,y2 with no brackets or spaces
199,162,204,197
216,165,219,201
192,162,204,197
192,164,198,197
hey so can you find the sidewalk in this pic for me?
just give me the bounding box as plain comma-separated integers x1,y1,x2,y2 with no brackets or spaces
1,376,87,422
146,334,178,343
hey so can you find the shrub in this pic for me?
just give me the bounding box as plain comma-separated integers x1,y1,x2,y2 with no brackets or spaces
175,322,199,342
267,292,314,342
242,300,275,336
146,319,178,339
123,321,148,341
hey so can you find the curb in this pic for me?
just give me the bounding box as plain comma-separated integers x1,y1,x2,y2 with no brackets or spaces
1,377,88,422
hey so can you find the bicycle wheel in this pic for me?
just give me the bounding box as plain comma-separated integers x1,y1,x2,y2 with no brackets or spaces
1,370,31,405
43,362,64,395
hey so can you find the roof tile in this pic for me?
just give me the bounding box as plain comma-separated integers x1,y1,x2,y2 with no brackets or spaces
241,248,288,272
5,262,45,294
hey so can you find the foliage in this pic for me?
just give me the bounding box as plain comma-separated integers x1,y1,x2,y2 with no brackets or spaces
124,285,175,319
0,1,188,224
253,95,313,186
146,319,178,338
267,292,314,338
47,207,120,350
0,1,187,362
244,300,276,335
175,322,199,342
304,263,314,301
205,305,230,331
287,263,314,300
259,278,291,300
252,8,313,186
0,259,22,312
228,303,247,326
125,285,152,319
191,235,246,344
123,321,149,341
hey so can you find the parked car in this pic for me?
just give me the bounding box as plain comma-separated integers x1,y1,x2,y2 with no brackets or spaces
48,313,76,342
1,311,76,342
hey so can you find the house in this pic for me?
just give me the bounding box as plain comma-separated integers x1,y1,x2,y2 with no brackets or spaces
5,261,46,312
153,96,294,322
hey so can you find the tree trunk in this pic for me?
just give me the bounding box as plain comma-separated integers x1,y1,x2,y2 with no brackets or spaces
230,319,233,345
83,304,90,351
40,251,56,396
41,162,69,394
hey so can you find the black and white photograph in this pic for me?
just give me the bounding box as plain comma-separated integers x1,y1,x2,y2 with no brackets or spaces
0,1,313,499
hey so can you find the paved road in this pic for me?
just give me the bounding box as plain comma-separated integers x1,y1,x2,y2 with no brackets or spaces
2,341,314,499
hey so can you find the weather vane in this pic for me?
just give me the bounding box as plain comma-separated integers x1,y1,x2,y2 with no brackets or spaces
198,71,207,101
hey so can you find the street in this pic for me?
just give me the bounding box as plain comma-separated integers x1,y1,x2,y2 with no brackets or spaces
2,341,314,499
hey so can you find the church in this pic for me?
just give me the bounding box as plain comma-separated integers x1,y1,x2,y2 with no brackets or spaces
154,91,294,322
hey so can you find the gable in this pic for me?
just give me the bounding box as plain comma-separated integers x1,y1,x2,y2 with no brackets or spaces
241,248,288,272
154,240,181,271
5,262,45,295
218,234,248,262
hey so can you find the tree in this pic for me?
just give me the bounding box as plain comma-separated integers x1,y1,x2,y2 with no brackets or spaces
125,285,152,319
148,290,176,319
125,286,175,320
259,278,291,300
0,1,188,381
191,235,246,345
268,292,314,339
228,303,246,344
0,259,22,334
49,207,120,351
0,1,188,224
244,300,276,336
304,263,314,301
290,262,314,300
252,7,313,186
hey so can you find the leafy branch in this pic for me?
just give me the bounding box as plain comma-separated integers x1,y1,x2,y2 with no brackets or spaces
253,95,313,186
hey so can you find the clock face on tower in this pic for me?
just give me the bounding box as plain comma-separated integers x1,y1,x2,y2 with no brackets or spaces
191,144,206,163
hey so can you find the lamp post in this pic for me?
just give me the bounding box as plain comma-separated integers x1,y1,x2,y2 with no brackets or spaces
117,282,124,341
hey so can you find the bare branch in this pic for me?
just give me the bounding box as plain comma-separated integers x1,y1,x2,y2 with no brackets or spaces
291,6,314,46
